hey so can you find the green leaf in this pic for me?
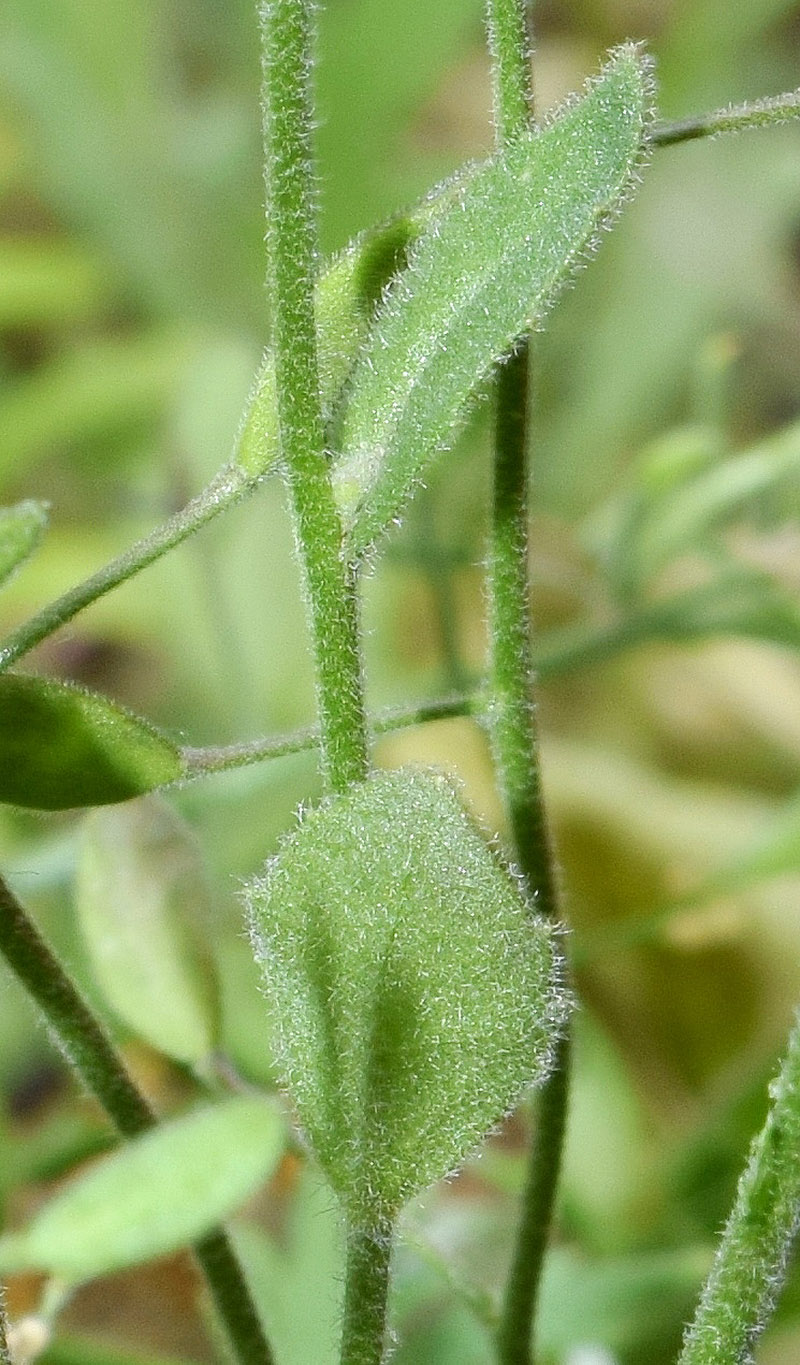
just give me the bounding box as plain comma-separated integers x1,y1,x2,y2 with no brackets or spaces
0,674,183,809
333,45,653,556
245,768,564,1229
0,1096,285,1284
76,797,219,1066
0,500,49,587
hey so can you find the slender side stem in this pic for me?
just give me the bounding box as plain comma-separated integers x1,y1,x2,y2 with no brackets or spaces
181,690,482,778
0,874,274,1365
0,466,253,673
678,1012,800,1365
259,0,368,794
652,89,800,147
339,1223,394,1365
484,7,570,1365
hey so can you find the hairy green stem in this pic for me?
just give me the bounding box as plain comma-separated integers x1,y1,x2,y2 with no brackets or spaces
678,1012,800,1365
0,874,274,1365
488,349,558,908
652,89,800,147
339,1223,394,1365
490,346,570,1365
485,0,532,141
0,466,253,673
496,1034,570,1365
181,690,482,778
259,0,368,795
484,7,570,1364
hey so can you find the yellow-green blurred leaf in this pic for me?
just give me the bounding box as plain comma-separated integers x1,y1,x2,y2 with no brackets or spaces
0,499,48,587
0,1096,285,1284
76,797,219,1066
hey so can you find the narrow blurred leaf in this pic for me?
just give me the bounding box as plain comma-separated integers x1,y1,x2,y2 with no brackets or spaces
0,500,48,587
615,420,800,594
0,674,183,809
0,1096,284,1284
245,768,563,1228
334,46,653,555
76,797,219,1066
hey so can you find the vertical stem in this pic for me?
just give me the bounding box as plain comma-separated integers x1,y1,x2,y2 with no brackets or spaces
0,874,274,1365
497,1036,570,1365
339,1222,394,1365
484,5,571,1364
259,0,368,794
485,0,532,141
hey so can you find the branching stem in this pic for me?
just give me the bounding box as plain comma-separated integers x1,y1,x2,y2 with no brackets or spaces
653,89,800,146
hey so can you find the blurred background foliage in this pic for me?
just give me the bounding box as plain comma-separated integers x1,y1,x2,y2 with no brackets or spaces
1,0,800,1361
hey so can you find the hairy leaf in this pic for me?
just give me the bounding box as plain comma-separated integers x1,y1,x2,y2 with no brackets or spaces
0,674,182,809
0,1096,284,1284
245,768,564,1228
76,797,219,1065
334,45,653,556
0,500,48,587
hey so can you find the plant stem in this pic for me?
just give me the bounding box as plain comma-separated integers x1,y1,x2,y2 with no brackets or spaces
652,89,800,147
181,690,482,778
0,465,253,673
678,1011,800,1365
484,6,570,1364
490,344,570,1365
485,0,532,141
339,1222,394,1365
0,873,274,1365
488,349,558,906
496,1034,570,1365
259,0,368,795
